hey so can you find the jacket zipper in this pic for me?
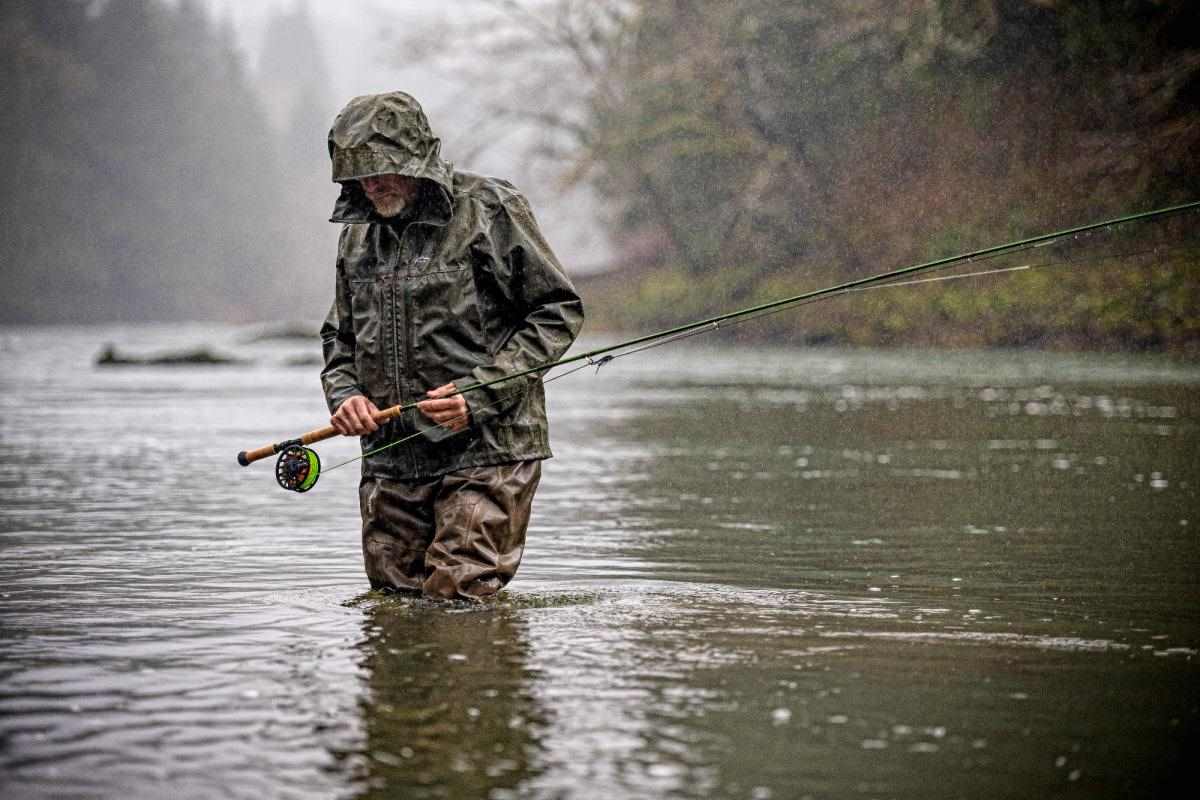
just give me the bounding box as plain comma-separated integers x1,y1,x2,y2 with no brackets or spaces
390,223,406,409
400,221,420,402
390,277,402,406
402,229,417,406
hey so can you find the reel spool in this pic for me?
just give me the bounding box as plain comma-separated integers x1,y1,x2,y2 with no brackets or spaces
275,445,320,492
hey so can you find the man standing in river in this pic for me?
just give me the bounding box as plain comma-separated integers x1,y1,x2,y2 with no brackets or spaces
320,91,584,601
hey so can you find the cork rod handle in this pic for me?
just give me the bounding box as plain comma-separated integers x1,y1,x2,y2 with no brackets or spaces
237,403,407,466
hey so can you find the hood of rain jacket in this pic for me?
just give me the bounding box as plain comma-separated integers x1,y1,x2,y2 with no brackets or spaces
320,91,584,480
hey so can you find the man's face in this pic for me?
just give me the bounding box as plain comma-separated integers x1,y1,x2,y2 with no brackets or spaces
360,174,421,218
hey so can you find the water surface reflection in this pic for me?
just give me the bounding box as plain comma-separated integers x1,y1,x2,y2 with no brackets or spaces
0,326,1196,798
351,597,547,799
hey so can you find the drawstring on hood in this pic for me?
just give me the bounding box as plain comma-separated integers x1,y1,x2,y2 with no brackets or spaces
327,91,454,225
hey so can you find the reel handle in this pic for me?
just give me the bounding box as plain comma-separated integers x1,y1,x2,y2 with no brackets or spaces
237,402,407,466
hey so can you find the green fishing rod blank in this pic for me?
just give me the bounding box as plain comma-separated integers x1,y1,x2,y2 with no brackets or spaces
238,198,1200,490
426,198,1200,401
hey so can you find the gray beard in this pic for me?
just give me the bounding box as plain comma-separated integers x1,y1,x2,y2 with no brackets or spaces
370,194,412,218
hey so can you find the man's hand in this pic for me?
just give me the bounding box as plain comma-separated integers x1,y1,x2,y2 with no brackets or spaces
332,395,381,436
418,383,470,432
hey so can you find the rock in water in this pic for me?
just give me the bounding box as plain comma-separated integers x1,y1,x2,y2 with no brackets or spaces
96,344,246,366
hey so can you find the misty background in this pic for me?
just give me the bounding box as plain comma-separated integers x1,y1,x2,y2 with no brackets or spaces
2,6,1199,796
2,0,1198,352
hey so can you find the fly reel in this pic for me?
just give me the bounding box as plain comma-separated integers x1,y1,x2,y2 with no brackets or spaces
275,445,321,492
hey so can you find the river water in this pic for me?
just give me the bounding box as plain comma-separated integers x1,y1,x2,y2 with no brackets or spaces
0,324,1196,799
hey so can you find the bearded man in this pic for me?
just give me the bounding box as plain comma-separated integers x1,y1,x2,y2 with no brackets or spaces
320,92,584,601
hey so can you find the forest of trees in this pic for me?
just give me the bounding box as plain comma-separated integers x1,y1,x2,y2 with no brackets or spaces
3,0,1198,353
0,0,334,323
448,0,1200,352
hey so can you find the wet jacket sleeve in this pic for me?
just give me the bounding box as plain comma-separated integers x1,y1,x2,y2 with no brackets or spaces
320,230,364,415
452,192,585,424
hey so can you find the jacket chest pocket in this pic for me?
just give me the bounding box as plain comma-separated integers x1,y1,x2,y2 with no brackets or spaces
409,263,487,370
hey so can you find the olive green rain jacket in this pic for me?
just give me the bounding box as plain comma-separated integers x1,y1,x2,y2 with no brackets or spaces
320,92,584,479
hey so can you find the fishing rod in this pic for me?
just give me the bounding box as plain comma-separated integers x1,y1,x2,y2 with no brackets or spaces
238,199,1200,492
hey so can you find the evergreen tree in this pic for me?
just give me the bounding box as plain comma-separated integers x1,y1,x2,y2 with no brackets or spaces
0,0,299,323
0,0,99,322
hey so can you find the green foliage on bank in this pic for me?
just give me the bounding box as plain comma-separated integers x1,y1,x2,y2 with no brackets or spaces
572,0,1200,353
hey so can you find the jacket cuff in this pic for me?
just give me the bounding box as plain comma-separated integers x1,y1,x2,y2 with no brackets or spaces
450,376,487,424
451,374,525,425
325,387,364,416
